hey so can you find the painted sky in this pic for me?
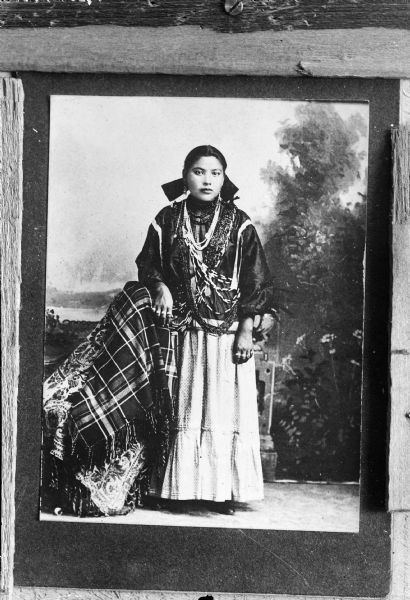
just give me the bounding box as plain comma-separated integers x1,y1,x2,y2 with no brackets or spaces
47,96,368,293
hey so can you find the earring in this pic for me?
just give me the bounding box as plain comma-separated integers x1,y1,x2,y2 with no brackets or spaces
174,184,189,204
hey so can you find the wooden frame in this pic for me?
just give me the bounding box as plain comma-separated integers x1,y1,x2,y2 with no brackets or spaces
1,24,410,600
0,27,410,78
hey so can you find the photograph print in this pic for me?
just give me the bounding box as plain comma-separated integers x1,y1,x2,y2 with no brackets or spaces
41,95,369,532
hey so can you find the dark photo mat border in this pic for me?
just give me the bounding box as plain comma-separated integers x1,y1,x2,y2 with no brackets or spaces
14,73,398,597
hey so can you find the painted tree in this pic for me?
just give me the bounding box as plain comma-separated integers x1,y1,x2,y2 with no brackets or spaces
262,104,367,481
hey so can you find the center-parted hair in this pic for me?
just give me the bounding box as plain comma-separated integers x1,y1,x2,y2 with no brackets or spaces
162,145,238,203
182,145,227,180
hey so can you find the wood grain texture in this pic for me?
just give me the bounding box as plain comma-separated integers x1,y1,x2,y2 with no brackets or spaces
388,79,410,600
0,77,24,600
0,0,410,31
390,83,410,513
392,126,410,224
390,512,410,600
400,80,410,125
11,590,384,600
389,352,410,509
1,25,410,77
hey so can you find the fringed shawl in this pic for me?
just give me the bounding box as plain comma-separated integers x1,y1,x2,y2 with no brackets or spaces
43,282,177,515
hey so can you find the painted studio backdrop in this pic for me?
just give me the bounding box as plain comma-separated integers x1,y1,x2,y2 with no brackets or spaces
41,95,369,532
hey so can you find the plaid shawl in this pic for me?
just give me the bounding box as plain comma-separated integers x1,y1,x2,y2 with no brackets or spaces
42,282,177,514
67,282,177,452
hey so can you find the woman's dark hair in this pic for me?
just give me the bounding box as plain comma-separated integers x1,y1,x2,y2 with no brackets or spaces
182,145,227,180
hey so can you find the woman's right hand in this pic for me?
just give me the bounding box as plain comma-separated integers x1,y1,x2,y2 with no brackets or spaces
152,282,173,326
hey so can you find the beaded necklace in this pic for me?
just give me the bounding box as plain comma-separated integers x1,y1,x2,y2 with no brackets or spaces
177,236,239,335
175,199,240,335
182,197,221,251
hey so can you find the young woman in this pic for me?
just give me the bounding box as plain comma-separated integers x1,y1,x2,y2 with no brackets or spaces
137,145,276,514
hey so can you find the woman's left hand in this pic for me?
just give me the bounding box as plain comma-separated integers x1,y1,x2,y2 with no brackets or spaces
233,317,254,364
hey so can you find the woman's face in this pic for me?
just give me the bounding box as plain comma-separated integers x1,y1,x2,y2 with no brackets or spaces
185,156,224,202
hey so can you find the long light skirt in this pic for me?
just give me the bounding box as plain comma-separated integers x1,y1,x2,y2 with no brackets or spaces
158,329,264,502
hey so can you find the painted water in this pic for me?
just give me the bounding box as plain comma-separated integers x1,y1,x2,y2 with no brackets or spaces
49,306,106,322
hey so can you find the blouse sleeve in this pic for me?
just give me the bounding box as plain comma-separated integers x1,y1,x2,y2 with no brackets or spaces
237,223,277,319
136,222,164,290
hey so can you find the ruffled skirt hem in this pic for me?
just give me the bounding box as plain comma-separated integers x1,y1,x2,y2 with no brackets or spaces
155,428,264,502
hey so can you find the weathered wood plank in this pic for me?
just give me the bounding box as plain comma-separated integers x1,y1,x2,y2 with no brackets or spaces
0,0,410,31
390,512,410,600
11,589,384,600
389,352,410,509
388,79,410,600
390,82,410,512
0,77,24,600
400,80,410,125
1,26,410,77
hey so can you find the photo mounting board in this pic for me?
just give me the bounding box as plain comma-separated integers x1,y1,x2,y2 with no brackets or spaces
2,72,399,599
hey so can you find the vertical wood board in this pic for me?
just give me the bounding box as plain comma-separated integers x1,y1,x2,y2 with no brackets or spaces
390,80,410,512
0,76,24,599
390,512,410,600
389,353,410,509
389,78,410,600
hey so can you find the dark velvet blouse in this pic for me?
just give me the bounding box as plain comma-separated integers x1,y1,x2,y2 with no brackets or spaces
136,197,276,333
